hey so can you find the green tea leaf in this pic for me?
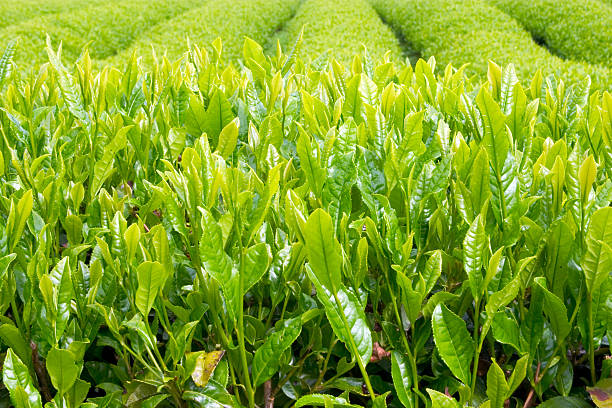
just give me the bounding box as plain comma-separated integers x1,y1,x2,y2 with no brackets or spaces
391,351,414,408
432,304,474,385
252,317,302,387
135,261,166,317
46,347,81,395
2,349,42,408
307,266,372,367
582,207,612,293
305,209,342,292
486,359,509,408
215,117,239,159
463,214,486,301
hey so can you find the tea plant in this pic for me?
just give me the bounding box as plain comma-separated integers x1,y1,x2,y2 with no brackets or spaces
489,0,612,67
0,37,610,408
0,0,112,30
269,0,402,64
0,0,203,68
104,0,300,69
370,0,612,91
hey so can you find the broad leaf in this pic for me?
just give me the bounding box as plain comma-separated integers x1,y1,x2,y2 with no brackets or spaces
432,304,474,385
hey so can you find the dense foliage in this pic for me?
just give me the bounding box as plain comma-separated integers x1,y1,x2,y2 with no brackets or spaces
270,0,402,64
0,0,112,29
0,36,611,408
488,0,612,68
105,0,300,68
0,0,203,68
370,0,612,91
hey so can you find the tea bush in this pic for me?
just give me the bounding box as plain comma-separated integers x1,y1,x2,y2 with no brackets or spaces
370,0,612,91
0,37,610,408
270,0,403,64
0,0,203,67
489,0,612,67
0,0,111,29
105,0,300,68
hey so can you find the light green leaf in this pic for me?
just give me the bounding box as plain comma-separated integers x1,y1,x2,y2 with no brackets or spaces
123,223,140,263
579,155,597,207
463,214,486,301
2,349,42,408
486,359,509,408
46,347,81,395
427,389,460,408
476,87,509,174
539,396,591,408
582,207,612,293
470,148,491,215
507,355,528,395
391,351,414,408
294,394,361,407
215,118,239,159
135,261,166,317
420,250,442,296
243,242,271,294
0,39,16,87
8,190,33,252
307,266,372,367
305,209,342,292
534,277,570,341
432,304,474,385
252,318,302,387
203,88,234,148
199,208,233,284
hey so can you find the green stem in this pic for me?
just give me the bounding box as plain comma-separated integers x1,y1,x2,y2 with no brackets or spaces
313,335,337,391
145,318,168,372
228,360,242,403
587,292,596,384
470,298,481,396
235,216,255,408
166,380,187,408
10,298,23,334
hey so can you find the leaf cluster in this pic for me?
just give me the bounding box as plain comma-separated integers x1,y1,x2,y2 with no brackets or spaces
0,37,611,408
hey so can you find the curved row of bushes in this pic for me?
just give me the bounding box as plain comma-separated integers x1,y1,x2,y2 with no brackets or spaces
488,0,612,68
105,0,301,68
269,0,402,64
0,0,111,29
0,0,203,67
370,0,612,91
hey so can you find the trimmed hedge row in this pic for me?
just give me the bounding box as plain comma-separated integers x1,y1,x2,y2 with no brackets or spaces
0,0,202,67
270,0,402,64
489,0,612,68
105,0,301,68
0,0,110,29
370,0,612,91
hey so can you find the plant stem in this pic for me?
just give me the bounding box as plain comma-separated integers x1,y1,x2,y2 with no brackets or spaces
314,335,337,391
587,292,596,384
235,216,255,408
470,298,481,396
